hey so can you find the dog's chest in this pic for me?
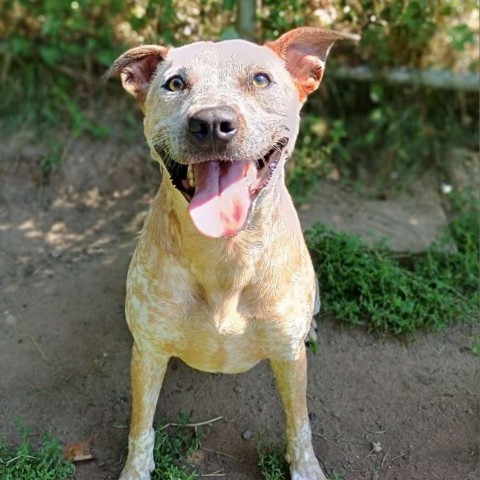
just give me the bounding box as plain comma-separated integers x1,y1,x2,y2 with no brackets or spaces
126,258,294,374
179,290,268,373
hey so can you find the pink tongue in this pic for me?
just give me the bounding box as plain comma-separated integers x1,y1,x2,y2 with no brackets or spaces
188,161,251,238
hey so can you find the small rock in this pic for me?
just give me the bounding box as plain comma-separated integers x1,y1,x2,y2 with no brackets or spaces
308,412,317,422
372,441,382,453
5,313,16,326
242,430,253,441
467,409,473,415
440,183,453,194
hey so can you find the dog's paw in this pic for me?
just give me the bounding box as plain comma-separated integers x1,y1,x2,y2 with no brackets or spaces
119,467,150,480
119,465,151,480
118,455,155,480
290,462,327,480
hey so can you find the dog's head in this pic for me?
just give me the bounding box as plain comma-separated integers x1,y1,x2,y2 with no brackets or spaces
107,28,357,238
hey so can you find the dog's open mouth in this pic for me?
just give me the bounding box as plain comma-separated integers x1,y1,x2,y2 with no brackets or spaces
159,138,288,238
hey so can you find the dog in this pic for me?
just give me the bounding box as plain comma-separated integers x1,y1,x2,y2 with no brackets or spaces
107,27,356,480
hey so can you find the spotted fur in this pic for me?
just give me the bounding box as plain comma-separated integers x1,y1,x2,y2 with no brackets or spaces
106,27,356,480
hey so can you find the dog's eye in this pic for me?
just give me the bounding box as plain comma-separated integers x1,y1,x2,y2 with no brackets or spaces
252,73,271,89
165,76,185,92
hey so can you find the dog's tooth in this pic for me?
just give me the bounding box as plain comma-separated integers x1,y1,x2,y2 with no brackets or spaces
189,178,195,188
187,164,193,180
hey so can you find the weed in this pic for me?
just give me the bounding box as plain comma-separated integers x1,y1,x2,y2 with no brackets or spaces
40,145,63,177
306,335,319,355
470,336,480,356
258,441,288,480
151,416,203,480
0,423,74,480
306,196,479,336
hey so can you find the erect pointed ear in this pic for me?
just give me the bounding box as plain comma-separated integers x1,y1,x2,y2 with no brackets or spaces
266,27,359,101
105,45,168,109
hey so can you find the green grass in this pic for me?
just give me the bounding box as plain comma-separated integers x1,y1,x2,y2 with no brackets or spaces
0,425,74,480
0,418,203,480
150,417,203,480
306,195,479,336
257,442,347,480
258,442,288,480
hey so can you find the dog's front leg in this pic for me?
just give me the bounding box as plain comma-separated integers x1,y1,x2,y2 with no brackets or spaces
271,344,327,480
119,344,170,480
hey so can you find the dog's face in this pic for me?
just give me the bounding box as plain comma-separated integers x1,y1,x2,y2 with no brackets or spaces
108,28,355,238
147,41,297,164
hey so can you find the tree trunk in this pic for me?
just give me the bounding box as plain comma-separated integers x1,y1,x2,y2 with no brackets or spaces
236,0,257,40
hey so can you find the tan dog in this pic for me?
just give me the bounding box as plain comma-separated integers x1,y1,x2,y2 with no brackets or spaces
107,27,356,480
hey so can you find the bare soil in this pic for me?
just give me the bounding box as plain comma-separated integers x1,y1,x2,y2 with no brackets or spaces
0,124,478,480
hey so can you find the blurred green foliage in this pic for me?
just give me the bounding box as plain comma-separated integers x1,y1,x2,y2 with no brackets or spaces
0,0,478,181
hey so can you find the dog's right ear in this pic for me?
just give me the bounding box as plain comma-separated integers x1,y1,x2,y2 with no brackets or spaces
105,46,168,109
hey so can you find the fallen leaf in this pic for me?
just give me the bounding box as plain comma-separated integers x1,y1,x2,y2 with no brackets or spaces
64,437,94,462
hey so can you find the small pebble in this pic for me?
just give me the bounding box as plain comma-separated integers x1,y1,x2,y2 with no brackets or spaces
242,430,253,441
441,183,453,194
5,313,16,326
372,441,382,453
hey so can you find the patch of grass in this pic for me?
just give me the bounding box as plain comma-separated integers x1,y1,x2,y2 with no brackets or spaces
0,424,74,480
258,441,288,480
151,416,203,480
306,196,479,336
469,336,480,356
306,335,319,355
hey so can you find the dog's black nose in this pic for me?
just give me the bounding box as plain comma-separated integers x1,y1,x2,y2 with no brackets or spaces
188,107,238,144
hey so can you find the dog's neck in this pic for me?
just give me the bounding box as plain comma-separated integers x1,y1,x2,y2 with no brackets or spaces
137,166,304,285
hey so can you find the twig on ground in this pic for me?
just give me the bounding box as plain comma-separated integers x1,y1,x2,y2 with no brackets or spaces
201,447,239,462
380,452,388,470
364,448,376,459
195,470,225,477
5,454,37,465
28,333,48,362
161,416,223,430
430,471,440,479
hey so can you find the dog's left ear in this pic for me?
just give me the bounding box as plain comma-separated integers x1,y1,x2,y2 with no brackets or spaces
105,45,168,110
266,27,359,101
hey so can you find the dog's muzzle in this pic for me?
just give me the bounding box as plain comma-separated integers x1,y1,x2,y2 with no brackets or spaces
154,137,289,238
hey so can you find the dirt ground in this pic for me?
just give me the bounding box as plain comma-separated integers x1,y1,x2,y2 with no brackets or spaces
0,123,478,480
